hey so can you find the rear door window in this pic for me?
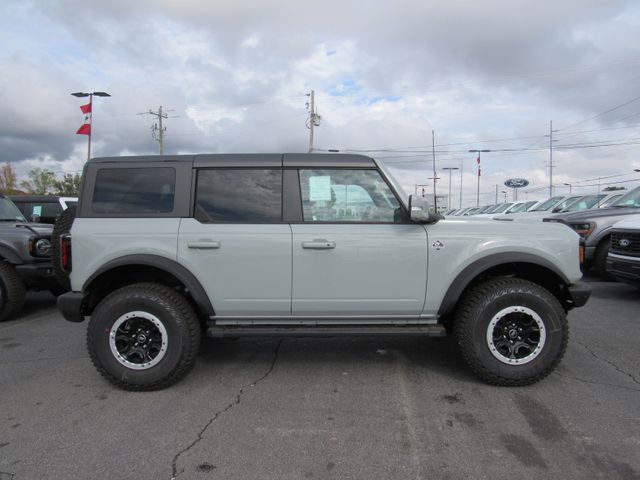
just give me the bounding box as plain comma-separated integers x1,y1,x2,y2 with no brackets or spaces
194,169,282,223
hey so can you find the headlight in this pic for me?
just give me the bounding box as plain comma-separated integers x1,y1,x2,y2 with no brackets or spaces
29,237,51,257
569,222,595,238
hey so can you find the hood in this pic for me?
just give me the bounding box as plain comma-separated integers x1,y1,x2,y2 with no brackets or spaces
547,206,640,223
11,222,54,235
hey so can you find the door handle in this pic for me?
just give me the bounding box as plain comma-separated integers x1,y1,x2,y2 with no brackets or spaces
302,240,336,249
188,240,221,249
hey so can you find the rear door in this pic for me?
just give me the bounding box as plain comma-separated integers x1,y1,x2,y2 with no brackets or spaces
177,158,292,316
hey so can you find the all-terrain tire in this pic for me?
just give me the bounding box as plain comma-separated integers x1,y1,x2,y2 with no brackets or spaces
0,261,27,322
454,277,568,386
51,206,76,291
87,282,201,391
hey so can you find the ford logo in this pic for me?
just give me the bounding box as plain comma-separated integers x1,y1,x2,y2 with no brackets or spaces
504,178,529,188
618,239,631,248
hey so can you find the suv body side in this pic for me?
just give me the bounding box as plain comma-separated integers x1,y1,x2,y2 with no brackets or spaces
67,154,584,323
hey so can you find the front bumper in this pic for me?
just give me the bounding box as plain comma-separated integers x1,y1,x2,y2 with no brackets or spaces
14,262,58,289
606,253,640,287
57,291,88,323
567,282,591,308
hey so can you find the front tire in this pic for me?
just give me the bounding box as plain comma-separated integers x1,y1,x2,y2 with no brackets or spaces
87,283,201,391
0,262,26,322
454,277,568,386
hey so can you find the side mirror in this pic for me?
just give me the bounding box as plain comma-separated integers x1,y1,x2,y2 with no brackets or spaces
30,214,41,223
408,195,441,224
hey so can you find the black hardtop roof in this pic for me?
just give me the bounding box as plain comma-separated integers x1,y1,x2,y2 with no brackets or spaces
88,153,377,168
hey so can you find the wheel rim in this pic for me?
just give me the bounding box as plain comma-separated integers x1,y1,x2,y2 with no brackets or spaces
109,311,168,370
486,306,546,365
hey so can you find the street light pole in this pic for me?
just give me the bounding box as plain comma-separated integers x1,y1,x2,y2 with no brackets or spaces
563,182,572,193
71,91,110,161
468,149,491,206
442,167,459,210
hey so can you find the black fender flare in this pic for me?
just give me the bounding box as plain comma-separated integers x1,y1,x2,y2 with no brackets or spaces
437,252,571,316
84,254,214,316
0,244,22,264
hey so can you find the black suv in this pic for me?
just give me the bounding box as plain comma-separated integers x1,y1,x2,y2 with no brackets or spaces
10,195,77,224
0,195,64,321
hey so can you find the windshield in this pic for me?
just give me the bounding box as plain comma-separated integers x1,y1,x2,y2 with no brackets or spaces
611,187,640,208
530,195,564,211
508,201,536,213
492,203,514,214
600,194,623,208
0,198,27,222
552,196,581,212
562,194,605,212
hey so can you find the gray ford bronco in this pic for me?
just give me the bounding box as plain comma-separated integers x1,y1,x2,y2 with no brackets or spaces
57,154,590,390
0,195,60,321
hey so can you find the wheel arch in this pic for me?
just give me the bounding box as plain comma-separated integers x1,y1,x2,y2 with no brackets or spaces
83,254,214,318
0,244,22,264
438,253,572,317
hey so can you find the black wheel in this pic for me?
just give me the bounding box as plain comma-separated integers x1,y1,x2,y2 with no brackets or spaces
87,283,201,391
454,277,568,386
0,262,26,322
592,239,614,280
51,206,76,291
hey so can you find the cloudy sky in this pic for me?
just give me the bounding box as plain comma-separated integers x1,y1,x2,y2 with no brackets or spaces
1,0,640,206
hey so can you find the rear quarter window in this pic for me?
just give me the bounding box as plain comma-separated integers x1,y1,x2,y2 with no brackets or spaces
92,168,176,214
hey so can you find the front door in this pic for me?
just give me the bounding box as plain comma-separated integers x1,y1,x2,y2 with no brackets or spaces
290,168,428,316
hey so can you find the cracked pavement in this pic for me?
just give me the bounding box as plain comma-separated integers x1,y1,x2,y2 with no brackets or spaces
0,278,639,480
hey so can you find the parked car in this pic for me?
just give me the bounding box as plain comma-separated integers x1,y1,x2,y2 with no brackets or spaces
0,195,63,321
10,195,77,224
56,153,589,390
545,186,640,277
605,215,640,287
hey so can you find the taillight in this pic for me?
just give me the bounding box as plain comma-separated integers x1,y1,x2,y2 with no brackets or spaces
60,234,72,273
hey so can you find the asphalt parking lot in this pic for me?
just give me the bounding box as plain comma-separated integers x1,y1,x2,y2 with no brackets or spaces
0,277,639,480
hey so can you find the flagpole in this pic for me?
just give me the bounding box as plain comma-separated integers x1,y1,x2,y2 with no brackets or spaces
87,93,93,162
468,149,491,206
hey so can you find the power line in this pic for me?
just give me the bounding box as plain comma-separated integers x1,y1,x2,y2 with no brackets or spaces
556,94,640,132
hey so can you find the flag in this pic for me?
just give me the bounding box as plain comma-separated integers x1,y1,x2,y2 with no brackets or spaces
80,103,92,114
76,124,91,135
477,154,481,177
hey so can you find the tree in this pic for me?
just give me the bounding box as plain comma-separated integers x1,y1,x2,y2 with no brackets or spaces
603,186,626,191
0,163,19,194
53,173,82,196
20,168,57,195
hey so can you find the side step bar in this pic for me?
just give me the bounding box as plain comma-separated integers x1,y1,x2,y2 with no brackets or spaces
206,325,447,338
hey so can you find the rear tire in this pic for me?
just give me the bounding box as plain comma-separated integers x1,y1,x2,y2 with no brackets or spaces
0,262,26,322
454,277,568,386
51,206,76,291
87,283,201,391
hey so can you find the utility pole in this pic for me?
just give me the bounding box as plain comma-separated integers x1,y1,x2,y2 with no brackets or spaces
432,130,438,211
548,120,557,197
306,90,322,153
146,106,168,154
494,184,499,203
459,160,463,209
443,167,459,210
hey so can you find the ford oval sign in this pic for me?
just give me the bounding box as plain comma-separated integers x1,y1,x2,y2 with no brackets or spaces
504,178,529,188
